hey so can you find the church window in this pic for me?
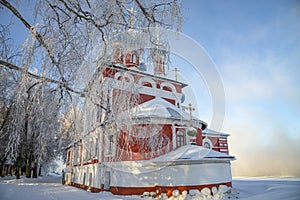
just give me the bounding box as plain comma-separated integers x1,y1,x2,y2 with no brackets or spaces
176,130,185,148
132,53,137,63
95,138,99,158
105,133,115,156
108,135,114,155
125,51,139,67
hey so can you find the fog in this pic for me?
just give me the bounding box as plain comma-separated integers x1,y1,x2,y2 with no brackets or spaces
230,129,300,177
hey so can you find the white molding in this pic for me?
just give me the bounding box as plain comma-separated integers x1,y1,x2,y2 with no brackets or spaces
102,77,183,104
114,71,134,83
160,81,176,93
138,76,156,88
202,137,213,149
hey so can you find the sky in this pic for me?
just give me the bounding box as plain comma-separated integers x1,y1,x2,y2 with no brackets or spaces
180,0,300,177
1,1,300,177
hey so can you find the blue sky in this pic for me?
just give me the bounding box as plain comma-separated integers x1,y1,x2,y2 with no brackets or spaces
181,0,300,176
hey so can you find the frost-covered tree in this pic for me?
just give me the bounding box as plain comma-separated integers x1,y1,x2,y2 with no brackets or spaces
0,0,182,177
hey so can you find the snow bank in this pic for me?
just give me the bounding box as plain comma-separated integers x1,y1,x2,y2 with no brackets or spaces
232,177,300,200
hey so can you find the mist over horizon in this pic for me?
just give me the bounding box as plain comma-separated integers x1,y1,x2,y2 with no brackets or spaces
229,128,300,178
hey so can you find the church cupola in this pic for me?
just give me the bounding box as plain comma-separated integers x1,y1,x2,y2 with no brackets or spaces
125,50,139,68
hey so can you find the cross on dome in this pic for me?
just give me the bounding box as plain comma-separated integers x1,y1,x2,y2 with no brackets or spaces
182,103,195,125
129,8,135,29
173,67,180,81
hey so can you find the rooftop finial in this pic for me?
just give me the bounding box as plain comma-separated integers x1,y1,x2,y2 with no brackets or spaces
182,103,195,125
173,67,180,81
129,8,135,29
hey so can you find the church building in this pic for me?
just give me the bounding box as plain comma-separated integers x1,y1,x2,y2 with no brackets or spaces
63,30,235,197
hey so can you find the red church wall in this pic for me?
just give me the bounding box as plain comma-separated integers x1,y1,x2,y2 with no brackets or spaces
162,98,176,105
216,137,229,154
140,94,155,104
66,150,72,167
114,124,173,161
173,84,182,93
203,136,229,154
103,68,118,79
195,128,203,146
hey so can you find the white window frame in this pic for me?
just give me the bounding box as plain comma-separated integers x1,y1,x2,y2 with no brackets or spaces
176,130,185,148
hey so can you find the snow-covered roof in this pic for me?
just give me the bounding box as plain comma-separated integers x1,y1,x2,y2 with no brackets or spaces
152,144,235,163
132,98,189,119
203,129,230,137
131,98,206,126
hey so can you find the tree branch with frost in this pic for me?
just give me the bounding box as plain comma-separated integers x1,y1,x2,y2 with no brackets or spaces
0,0,66,84
0,60,83,96
0,103,12,137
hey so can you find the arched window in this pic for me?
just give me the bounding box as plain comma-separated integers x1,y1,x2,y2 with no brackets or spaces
125,50,139,67
132,53,137,63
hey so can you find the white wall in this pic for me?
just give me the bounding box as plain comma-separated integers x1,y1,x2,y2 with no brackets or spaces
110,161,232,187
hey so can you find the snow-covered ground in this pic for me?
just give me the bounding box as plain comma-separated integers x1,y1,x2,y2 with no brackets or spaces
232,177,300,200
0,175,299,200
